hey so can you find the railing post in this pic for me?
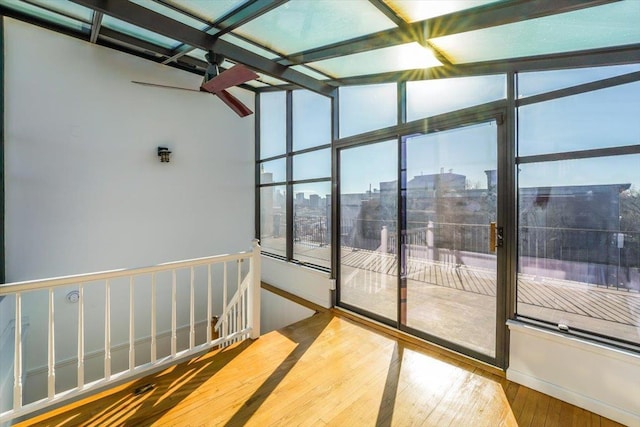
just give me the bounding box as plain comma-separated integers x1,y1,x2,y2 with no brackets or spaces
13,292,23,411
381,226,388,254
77,284,85,389
129,277,135,372
104,280,111,381
48,288,55,399
249,239,261,339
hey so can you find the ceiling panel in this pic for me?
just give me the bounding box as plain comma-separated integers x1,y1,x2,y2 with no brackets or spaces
309,42,442,78
430,1,640,64
128,0,209,30
101,15,183,50
518,63,640,98
23,0,93,22
0,0,90,32
257,73,289,86
383,0,502,23
290,65,331,80
161,0,249,24
232,0,397,55
219,33,281,60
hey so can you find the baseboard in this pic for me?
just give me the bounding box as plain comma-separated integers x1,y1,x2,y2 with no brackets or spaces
507,369,640,427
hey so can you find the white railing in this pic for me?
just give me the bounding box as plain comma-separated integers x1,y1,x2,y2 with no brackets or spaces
0,240,261,424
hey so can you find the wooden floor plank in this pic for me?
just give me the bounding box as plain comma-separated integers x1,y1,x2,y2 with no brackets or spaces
16,311,627,427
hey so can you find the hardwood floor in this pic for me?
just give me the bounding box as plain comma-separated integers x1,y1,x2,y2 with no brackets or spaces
17,312,625,427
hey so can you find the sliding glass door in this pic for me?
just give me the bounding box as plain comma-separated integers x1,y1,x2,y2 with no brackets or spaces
337,115,507,365
401,122,499,358
338,140,398,322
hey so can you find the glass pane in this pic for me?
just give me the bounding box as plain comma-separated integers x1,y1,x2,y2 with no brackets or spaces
293,181,331,268
260,185,287,257
129,0,208,30
339,83,397,138
384,0,502,23
219,34,280,60
233,0,397,54
101,16,182,49
293,90,331,151
259,92,286,159
340,140,398,322
1,0,90,32
407,74,505,121
404,123,497,357
293,148,330,181
310,42,442,79
290,65,331,81
260,158,286,184
430,1,640,64
518,64,640,98
0,294,16,413
162,0,249,24
518,81,640,156
517,155,640,345
257,74,288,86
244,80,270,88
25,0,93,22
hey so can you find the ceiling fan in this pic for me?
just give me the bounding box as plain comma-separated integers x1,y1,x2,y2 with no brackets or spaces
132,51,259,117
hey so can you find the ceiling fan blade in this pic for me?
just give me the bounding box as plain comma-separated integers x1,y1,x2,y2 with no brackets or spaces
215,89,254,117
131,81,202,93
201,64,259,93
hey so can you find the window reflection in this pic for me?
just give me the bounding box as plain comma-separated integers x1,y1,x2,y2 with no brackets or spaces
293,90,331,151
260,186,287,258
517,155,640,345
339,84,397,138
518,82,640,156
293,148,331,181
293,182,331,268
407,75,505,121
259,92,286,159
339,140,398,321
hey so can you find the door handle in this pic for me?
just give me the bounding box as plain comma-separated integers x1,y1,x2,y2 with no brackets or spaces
489,222,504,253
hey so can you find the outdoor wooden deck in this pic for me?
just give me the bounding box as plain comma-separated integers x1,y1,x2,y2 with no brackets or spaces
340,248,640,345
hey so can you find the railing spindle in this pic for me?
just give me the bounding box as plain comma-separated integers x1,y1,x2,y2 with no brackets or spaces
48,288,55,399
206,264,212,344
13,292,23,411
223,262,228,340
250,240,261,339
151,273,157,363
129,276,135,372
104,280,111,380
77,284,85,389
0,245,256,424
171,269,177,357
236,260,241,340
189,267,195,350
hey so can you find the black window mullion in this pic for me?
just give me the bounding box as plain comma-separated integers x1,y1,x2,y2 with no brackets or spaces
255,92,261,241
398,81,406,124
331,91,340,304
286,90,294,261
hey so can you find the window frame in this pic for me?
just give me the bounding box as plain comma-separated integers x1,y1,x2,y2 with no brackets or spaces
256,90,333,271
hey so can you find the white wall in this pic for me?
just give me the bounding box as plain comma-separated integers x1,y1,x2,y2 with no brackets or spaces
4,18,254,280
261,256,332,308
260,288,315,335
2,17,254,403
508,322,640,427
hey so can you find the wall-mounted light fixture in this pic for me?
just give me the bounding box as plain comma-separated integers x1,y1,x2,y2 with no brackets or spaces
158,146,172,163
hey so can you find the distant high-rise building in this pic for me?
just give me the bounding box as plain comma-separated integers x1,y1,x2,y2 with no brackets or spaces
309,194,320,208
296,192,306,205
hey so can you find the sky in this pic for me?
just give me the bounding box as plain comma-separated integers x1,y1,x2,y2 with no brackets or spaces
262,64,640,196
